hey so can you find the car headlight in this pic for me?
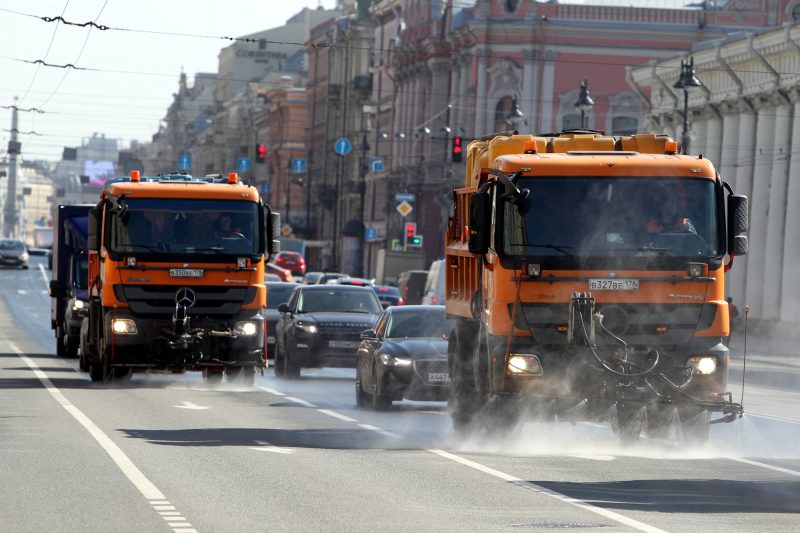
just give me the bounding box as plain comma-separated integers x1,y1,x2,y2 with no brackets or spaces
111,318,137,335
20,252,29,261
71,300,86,311
234,321,258,336
379,353,412,366
688,356,717,375
508,354,543,375
297,322,317,334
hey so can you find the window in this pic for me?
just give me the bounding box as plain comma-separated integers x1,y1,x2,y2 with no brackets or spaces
612,116,638,136
562,114,581,130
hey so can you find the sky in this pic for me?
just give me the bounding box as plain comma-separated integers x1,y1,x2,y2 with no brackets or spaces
0,0,338,163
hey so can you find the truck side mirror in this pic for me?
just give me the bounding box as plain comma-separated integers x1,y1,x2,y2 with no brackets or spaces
87,208,99,252
468,191,491,255
727,194,748,256
264,206,281,258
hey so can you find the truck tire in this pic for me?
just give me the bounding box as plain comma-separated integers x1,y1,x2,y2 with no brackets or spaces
66,335,79,359
226,365,255,386
448,320,479,431
56,327,67,358
678,407,710,445
203,368,224,384
89,338,111,383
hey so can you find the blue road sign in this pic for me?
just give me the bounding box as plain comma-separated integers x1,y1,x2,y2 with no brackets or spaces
395,192,415,203
237,157,251,172
365,227,377,241
291,158,307,173
178,154,192,170
260,182,272,194
370,157,384,173
334,137,352,156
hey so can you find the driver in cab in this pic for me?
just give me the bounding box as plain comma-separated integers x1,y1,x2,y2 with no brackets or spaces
644,194,696,234
212,214,241,239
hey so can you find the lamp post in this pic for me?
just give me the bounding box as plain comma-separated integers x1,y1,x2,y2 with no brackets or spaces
505,95,525,130
574,79,595,130
673,57,701,155
358,133,370,277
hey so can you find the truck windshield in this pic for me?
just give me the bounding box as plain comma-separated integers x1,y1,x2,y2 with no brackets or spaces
503,177,721,262
109,198,260,256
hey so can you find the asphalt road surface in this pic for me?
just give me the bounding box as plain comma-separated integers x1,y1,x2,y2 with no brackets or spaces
2,256,799,532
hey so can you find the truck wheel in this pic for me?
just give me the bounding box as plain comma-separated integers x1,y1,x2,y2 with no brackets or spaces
448,321,479,431
371,363,391,410
614,402,644,443
226,366,255,386
89,339,111,383
203,368,224,384
355,371,370,407
66,336,79,359
56,327,67,357
79,349,89,372
679,407,710,445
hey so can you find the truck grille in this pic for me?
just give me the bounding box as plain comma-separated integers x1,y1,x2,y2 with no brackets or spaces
116,284,255,317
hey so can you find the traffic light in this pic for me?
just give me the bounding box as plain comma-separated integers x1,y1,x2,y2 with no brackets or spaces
451,136,463,163
404,222,422,248
255,144,267,163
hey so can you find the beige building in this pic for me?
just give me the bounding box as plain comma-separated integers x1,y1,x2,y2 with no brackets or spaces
18,162,54,247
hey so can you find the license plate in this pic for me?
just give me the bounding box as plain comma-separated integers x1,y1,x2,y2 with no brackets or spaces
329,340,358,349
170,268,203,278
589,278,639,291
267,336,275,344
428,372,451,383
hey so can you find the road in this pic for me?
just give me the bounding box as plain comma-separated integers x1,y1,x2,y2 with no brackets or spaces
1,256,799,532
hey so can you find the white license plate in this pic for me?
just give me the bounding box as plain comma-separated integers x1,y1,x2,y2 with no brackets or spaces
589,278,639,291
428,372,451,383
170,268,203,278
267,336,275,344
329,340,358,349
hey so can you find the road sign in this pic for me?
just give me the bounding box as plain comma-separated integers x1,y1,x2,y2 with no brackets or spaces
259,182,272,194
291,158,307,173
237,157,251,172
396,200,413,218
334,138,352,156
364,227,377,240
281,224,293,237
178,154,192,170
395,193,415,203
370,158,384,173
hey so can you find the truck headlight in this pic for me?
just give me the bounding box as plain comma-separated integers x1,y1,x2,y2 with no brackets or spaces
297,323,317,334
508,354,543,375
234,321,258,336
688,356,717,375
111,318,137,335
379,353,412,366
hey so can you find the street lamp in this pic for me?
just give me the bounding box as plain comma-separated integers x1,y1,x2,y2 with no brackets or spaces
574,79,595,129
673,56,701,155
505,96,525,130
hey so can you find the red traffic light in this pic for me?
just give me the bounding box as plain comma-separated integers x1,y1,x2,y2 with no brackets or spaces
255,144,267,163
405,222,416,239
451,136,463,162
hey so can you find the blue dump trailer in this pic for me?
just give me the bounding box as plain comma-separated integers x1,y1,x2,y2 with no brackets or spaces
49,204,92,359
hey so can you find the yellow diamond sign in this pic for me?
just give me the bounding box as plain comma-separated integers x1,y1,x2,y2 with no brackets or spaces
396,200,413,218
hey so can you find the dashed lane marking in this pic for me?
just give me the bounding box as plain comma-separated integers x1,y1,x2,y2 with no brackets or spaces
258,386,285,396
8,338,197,532
747,411,800,425
358,423,401,439
250,440,294,454
318,408,357,422
37,263,49,286
730,458,800,477
285,396,318,408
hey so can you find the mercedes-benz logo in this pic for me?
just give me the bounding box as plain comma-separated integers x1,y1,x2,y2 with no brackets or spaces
175,287,196,308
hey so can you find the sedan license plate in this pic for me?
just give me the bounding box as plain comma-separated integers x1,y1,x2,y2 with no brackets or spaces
589,278,639,291
329,340,358,349
428,372,451,383
267,336,275,345
170,268,203,278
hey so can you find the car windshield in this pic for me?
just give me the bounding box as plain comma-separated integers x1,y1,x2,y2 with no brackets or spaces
297,289,382,314
503,177,720,262
266,285,294,309
0,240,24,250
72,256,88,290
109,198,260,255
386,310,454,338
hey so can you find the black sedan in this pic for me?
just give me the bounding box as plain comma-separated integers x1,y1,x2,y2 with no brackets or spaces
265,282,296,361
356,305,453,409
274,285,382,377
373,285,403,308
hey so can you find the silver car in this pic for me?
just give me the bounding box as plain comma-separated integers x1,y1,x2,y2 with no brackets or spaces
0,239,29,269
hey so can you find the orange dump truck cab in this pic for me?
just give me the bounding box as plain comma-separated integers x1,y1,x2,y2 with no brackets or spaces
81,172,281,384
445,132,749,442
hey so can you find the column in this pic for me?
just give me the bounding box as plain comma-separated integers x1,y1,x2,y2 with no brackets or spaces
781,94,800,322
412,69,423,163
744,98,776,319
730,104,756,310
718,104,743,306
459,55,471,134
704,113,723,166
538,49,557,133
521,49,538,129
449,56,462,135
475,50,488,137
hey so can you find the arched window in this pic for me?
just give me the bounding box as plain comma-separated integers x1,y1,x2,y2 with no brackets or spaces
494,96,514,133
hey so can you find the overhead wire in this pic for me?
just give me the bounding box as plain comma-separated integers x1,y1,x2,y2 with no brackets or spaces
17,0,71,106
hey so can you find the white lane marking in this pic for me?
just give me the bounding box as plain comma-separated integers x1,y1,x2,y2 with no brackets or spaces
169,525,194,530
173,529,198,533
162,516,189,522
569,455,616,461
151,501,170,505
174,401,209,410
285,396,318,408
17,289,27,295
358,423,401,439
318,408,357,422
250,440,293,454
747,411,800,425
428,449,668,533
154,505,177,511
730,458,800,477
38,263,49,286
258,386,285,396
159,512,182,516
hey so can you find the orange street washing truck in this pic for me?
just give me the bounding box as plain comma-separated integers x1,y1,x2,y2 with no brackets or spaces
445,131,748,443
81,171,280,384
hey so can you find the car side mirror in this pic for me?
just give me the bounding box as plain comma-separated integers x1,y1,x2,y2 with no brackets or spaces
727,194,748,256
468,191,491,255
360,328,376,340
277,303,290,314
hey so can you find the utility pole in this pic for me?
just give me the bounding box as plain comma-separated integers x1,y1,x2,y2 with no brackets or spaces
3,99,19,238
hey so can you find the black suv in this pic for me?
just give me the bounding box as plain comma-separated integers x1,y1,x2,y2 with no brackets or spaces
274,285,382,377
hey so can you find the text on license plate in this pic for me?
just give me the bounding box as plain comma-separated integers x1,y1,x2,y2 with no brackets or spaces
428,372,451,383
589,279,639,291
170,268,203,278
329,340,358,349
267,336,275,344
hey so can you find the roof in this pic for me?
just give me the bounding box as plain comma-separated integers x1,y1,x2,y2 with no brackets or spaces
102,174,261,201
495,153,717,179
